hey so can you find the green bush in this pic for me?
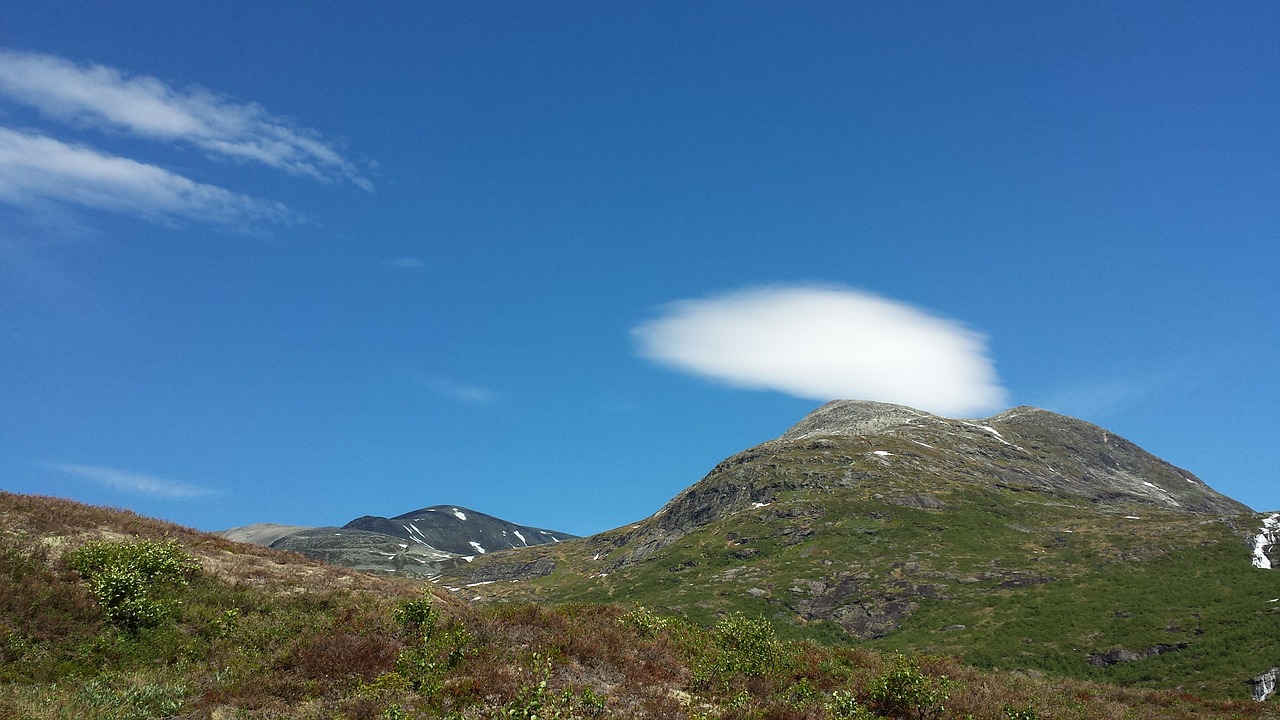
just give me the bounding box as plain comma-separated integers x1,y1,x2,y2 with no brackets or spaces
392,591,436,634
713,612,778,677
66,539,200,631
827,689,878,720
867,654,953,720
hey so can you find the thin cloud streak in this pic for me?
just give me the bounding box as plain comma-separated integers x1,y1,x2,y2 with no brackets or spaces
0,49,371,190
419,376,501,405
633,285,1008,417
0,127,297,227
50,463,218,500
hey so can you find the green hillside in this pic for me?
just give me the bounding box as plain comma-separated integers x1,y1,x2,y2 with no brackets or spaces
439,403,1280,701
4,491,1279,719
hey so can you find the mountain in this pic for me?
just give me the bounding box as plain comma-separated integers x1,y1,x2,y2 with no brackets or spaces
220,504,576,578
10,491,1276,719
438,400,1280,699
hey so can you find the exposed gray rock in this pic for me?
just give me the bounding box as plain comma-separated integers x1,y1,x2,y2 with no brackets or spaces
268,527,460,578
218,523,316,546
1086,642,1189,667
345,505,576,555
456,555,556,583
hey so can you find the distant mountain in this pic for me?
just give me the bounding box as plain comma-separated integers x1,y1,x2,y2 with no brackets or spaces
439,400,1280,700
220,505,575,578
344,505,576,555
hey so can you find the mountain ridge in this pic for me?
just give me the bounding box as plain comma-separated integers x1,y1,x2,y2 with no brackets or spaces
435,400,1280,699
219,504,577,577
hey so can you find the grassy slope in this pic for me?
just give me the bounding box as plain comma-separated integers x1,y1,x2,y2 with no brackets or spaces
442,433,1280,700
4,491,1279,719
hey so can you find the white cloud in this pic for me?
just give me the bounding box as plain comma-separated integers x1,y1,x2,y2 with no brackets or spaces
632,285,1007,417
0,127,297,226
0,49,370,189
50,463,218,500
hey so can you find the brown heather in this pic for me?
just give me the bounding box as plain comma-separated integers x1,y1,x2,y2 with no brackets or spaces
1,491,1277,719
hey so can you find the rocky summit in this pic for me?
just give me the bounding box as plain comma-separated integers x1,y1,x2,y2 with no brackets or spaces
438,400,1280,699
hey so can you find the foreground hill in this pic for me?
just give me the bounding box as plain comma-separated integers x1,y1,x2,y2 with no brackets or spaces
3,491,1277,719
220,505,576,578
439,401,1280,700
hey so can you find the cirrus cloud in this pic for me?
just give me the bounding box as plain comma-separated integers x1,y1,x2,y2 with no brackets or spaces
49,463,218,500
632,285,1007,417
0,127,297,227
0,49,371,189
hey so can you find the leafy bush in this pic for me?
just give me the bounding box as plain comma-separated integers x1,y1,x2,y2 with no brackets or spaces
867,654,953,720
713,612,778,677
65,539,200,631
827,689,879,720
393,591,436,634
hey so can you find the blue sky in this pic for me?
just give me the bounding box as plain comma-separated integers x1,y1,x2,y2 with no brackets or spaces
1,2,1277,536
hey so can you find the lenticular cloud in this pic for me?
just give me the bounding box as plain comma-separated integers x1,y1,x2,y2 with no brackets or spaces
632,286,1007,417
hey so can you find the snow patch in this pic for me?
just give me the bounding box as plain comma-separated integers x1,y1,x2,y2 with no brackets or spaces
469,540,487,554
957,421,1026,450
1124,516,1140,520
872,450,893,457
1251,513,1280,570
452,508,467,521
465,580,495,587
513,530,527,545
751,502,771,509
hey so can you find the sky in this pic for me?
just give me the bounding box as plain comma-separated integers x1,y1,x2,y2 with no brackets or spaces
1,2,1277,537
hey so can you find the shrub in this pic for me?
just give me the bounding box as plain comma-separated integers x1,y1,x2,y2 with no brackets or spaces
65,539,200,631
866,654,953,720
393,591,435,634
714,612,778,677
827,689,878,720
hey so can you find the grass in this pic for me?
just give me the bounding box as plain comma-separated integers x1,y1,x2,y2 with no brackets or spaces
4,492,1280,718
439,437,1280,701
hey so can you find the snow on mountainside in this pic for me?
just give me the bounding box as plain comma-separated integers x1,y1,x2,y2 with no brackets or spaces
343,505,575,556
220,505,575,577
1254,513,1280,569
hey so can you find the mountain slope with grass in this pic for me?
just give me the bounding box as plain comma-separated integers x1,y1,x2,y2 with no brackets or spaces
3,491,1278,719
438,401,1280,700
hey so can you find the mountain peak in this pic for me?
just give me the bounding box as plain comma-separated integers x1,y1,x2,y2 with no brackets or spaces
779,399,937,440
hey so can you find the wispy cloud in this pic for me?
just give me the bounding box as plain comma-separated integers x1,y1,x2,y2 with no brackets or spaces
0,127,297,227
1035,369,1179,422
633,285,1007,417
418,376,501,405
49,463,218,500
0,49,370,189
